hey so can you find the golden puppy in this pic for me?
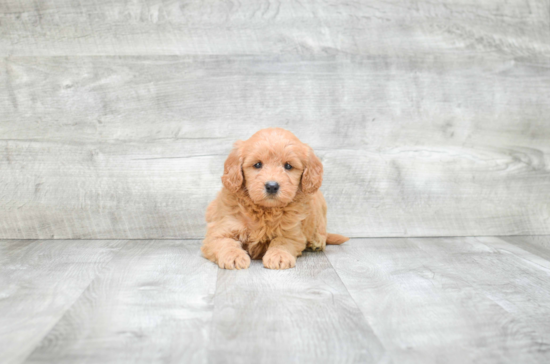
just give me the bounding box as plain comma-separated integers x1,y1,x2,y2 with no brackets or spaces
201,128,349,270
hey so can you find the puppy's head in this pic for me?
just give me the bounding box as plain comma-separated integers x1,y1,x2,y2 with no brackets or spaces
222,128,323,207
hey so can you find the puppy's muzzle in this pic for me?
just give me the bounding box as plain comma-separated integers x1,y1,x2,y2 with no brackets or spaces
265,181,279,195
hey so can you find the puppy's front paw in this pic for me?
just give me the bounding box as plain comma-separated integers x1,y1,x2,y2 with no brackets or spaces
218,248,250,270
263,248,296,270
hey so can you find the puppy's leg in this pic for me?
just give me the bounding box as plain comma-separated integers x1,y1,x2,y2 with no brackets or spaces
263,236,306,270
306,232,326,252
304,191,328,252
201,237,250,270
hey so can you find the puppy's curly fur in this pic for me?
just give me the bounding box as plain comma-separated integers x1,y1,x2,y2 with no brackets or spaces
201,128,349,270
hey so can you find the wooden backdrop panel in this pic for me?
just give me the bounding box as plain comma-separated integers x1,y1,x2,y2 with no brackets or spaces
1,0,549,57
1,0,549,238
1,55,549,238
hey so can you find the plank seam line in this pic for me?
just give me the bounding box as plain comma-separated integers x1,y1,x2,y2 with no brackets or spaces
0,238,204,241
347,234,550,239
322,250,389,356
17,240,130,364
204,268,221,364
1,235,548,242
409,237,550,324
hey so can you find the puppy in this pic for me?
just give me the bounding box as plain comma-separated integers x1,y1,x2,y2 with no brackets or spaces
201,128,349,270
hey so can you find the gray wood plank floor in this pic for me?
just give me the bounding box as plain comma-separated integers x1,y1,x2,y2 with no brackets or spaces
2,237,550,364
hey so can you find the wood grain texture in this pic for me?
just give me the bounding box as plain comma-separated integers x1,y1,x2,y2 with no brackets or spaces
1,54,549,238
326,237,550,363
1,0,549,57
0,239,126,364
500,235,550,261
3,237,550,363
22,240,218,364
208,251,389,364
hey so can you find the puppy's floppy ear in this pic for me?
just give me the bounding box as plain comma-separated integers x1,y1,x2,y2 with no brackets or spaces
301,147,323,194
221,141,244,193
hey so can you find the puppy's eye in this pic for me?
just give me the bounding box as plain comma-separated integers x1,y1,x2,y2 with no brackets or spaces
284,163,293,170
253,162,262,169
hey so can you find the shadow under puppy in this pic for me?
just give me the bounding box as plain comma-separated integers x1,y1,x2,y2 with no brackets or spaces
201,128,349,270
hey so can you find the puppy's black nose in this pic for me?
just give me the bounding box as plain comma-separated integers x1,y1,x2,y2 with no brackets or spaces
265,181,280,194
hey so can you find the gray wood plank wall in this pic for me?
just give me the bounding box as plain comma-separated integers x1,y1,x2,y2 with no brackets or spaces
1,0,549,239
